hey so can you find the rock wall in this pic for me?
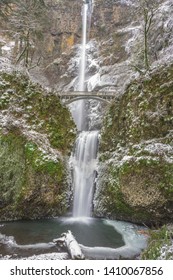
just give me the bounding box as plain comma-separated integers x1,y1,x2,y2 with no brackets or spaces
1,0,172,94
94,64,173,225
50,0,173,94
0,0,134,90
52,0,136,92
0,71,76,221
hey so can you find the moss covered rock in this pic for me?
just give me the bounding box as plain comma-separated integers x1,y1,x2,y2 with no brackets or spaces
94,64,173,225
0,71,76,221
141,225,173,260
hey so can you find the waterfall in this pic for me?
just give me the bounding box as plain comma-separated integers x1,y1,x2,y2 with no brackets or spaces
78,3,88,91
78,0,93,91
70,1,93,131
72,0,98,218
72,131,98,217
71,3,88,131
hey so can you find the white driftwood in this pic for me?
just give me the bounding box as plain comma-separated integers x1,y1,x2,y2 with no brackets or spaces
53,230,85,260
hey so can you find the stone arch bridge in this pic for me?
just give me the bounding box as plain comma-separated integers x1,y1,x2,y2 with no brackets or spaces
57,91,116,105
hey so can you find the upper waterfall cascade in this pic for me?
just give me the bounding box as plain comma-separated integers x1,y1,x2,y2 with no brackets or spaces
69,0,94,131
71,0,98,218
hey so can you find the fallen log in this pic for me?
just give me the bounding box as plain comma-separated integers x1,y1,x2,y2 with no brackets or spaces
53,230,85,260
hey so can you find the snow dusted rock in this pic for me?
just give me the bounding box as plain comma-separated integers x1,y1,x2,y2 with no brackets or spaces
0,71,76,221
0,57,14,73
158,241,173,260
94,63,173,225
141,224,173,260
22,253,69,260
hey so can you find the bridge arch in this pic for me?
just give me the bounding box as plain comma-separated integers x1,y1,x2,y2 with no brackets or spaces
55,91,116,105
57,91,115,105
62,95,111,105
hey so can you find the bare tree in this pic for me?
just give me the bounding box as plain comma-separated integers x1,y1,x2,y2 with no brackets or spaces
0,0,12,18
131,0,159,73
139,0,158,70
6,0,49,69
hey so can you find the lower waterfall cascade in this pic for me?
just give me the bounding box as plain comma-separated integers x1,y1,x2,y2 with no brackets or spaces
72,130,98,218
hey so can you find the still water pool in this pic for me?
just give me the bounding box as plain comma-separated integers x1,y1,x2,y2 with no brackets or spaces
0,217,147,259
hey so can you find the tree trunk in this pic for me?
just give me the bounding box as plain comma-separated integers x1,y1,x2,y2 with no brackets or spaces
53,230,85,260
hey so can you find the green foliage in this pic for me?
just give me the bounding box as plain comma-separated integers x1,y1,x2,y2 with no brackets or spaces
0,71,76,220
98,64,173,224
0,129,68,220
142,225,172,259
101,64,173,151
0,130,25,206
24,141,64,181
0,72,76,153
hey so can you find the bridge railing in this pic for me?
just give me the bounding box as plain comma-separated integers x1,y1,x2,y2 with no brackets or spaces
55,91,116,104
57,91,116,97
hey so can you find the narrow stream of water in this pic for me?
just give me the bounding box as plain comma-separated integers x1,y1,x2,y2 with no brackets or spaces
78,2,88,92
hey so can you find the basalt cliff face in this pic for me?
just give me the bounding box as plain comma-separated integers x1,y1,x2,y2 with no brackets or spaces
42,0,137,92
2,0,172,93
35,0,173,95
0,0,138,91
